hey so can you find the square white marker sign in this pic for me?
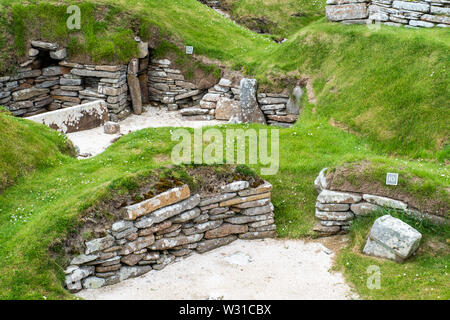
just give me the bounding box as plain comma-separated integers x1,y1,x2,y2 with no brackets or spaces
386,173,398,186
186,46,194,55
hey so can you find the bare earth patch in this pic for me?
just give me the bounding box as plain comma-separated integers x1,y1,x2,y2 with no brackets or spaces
76,238,358,300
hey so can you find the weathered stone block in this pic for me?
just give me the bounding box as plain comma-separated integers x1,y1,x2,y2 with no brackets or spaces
215,97,240,120
326,3,369,21
363,215,422,262
317,190,362,204
362,194,407,210
126,185,191,220
196,235,237,253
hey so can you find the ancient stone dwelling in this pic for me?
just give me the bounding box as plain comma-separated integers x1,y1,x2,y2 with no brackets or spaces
0,38,302,132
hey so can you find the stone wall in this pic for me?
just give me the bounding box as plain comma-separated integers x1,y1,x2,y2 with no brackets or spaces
148,59,300,126
326,0,450,28
1,40,301,127
65,181,276,292
313,168,448,236
0,41,132,121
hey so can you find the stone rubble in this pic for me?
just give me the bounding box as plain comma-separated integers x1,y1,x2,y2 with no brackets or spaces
64,180,276,292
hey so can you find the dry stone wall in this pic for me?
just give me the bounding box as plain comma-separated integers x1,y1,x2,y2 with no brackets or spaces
313,168,448,236
0,41,131,121
2,40,301,128
326,0,450,28
148,59,300,127
65,181,276,292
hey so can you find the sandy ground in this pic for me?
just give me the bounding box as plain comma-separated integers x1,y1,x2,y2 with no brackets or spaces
77,238,358,300
67,106,227,157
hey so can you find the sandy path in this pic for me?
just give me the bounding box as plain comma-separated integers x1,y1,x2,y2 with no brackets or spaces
77,238,358,300
67,106,227,157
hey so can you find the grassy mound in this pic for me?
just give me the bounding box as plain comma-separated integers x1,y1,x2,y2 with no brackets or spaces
0,111,75,192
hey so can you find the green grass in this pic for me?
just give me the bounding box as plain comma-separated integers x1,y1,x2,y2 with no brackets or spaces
222,0,325,38
0,112,75,192
0,103,447,299
0,0,448,300
336,209,450,300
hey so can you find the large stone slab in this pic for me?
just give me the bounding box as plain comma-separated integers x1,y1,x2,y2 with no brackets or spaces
204,223,248,239
12,88,49,101
240,78,266,124
149,234,204,250
362,194,407,210
196,235,237,253
363,215,422,262
215,97,240,120
315,209,354,221
350,202,382,216
85,235,115,255
26,100,109,134
134,195,201,228
326,3,369,21
392,1,430,13
126,185,191,220
317,190,362,204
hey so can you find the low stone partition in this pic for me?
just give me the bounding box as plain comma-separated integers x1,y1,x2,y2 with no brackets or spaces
325,0,449,28
64,181,276,292
26,100,109,134
313,168,448,236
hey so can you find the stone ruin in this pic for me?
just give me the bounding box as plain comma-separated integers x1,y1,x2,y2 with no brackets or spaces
64,180,276,291
313,168,448,236
325,0,449,28
0,39,302,133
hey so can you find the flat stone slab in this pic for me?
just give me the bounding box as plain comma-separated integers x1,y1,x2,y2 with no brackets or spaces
363,215,422,262
363,194,407,210
26,100,109,134
317,190,362,204
125,185,191,220
326,3,369,21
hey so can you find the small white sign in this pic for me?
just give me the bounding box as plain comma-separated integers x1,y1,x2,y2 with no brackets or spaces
186,46,194,55
386,173,398,186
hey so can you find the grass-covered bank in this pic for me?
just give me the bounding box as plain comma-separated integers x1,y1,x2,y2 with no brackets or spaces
336,209,450,300
0,112,75,192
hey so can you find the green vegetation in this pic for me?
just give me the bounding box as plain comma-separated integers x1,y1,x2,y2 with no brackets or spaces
0,112,75,192
222,0,325,38
0,0,448,300
336,209,450,300
0,102,447,299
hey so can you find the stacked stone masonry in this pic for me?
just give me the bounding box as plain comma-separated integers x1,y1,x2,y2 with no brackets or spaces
148,59,299,126
326,0,450,28
65,181,276,292
313,168,448,236
0,41,132,121
2,40,300,127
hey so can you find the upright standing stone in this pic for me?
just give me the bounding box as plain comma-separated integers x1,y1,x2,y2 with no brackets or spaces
127,74,143,115
240,78,266,124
